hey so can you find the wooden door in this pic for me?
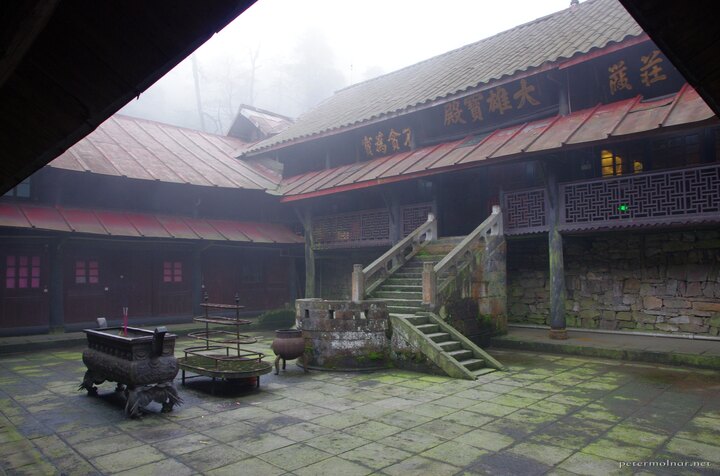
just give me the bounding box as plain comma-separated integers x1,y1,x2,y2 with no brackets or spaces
0,248,50,329
155,255,192,316
64,250,109,324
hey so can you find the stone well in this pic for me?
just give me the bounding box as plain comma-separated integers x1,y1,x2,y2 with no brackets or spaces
296,298,389,370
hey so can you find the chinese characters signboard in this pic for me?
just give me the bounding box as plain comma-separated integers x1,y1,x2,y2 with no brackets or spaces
569,42,684,110
360,127,412,159
425,75,558,141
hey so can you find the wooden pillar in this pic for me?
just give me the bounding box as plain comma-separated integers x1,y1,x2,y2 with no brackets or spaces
546,164,568,339
296,206,316,298
389,195,402,244
191,245,204,316
48,238,65,332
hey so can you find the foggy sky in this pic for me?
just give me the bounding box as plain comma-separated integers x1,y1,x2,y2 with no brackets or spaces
120,0,573,135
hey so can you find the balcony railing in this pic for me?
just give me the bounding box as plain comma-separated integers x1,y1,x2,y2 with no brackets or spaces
311,202,434,250
503,163,720,235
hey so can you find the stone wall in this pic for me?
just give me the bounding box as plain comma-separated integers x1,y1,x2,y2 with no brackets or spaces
507,229,720,336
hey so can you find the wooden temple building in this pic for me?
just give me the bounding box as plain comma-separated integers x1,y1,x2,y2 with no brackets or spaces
0,114,302,335
2,0,719,340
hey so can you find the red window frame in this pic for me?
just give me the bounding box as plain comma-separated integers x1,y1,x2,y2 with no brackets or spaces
75,259,99,285
5,255,41,289
162,261,183,283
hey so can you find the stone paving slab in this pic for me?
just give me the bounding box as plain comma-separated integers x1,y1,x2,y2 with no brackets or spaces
0,332,718,475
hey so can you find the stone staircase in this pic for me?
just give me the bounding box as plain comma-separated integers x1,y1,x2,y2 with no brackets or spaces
371,237,503,379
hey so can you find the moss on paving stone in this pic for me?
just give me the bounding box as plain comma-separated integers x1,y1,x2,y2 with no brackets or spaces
457,428,514,451
341,442,413,470
665,437,720,464
256,442,331,472
508,442,575,466
421,440,487,467
4,337,720,475
384,455,461,476
295,456,372,476
605,424,670,449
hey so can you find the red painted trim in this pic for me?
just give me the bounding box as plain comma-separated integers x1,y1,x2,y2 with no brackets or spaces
660,82,689,127
607,95,642,137
521,115,562,152
488,123,528,159
563,103,603,144
456,128,503,164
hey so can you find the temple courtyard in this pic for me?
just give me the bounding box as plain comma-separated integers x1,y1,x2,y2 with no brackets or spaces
1,331,719,476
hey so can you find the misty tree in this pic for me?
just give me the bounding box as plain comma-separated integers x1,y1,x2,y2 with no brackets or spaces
285,29,347,116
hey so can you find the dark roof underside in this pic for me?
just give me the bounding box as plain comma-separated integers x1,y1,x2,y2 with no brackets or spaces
0,0,255,195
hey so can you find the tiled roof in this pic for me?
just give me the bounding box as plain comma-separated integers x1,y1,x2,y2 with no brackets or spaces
278,85,716,201
50,114,280,190
247,0,643,155
0,203,303,244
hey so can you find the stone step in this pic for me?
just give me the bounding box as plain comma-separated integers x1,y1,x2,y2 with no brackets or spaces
411,255,445,262
384,277,422,285
415,323,439,334
374,291,423,300
387,305,424,315
383,298,423,307
403,261,437,268
458,358,486,371
447,349,474,361
389,313,419,319
437,340,462,352
472,368,497,377
426,332,451,343
404,315,429,325
377,284,423,292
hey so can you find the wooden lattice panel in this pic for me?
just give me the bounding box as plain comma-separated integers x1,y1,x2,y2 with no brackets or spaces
504,188,547,234
401,203,434,236
312,208,390,248
561,164,720,227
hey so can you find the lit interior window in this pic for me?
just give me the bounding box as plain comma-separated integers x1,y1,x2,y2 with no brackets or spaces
601,150,623,177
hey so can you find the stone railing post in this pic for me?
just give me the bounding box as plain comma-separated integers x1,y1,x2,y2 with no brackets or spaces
351,264,364,303
427,213,437,241
422,261,436,307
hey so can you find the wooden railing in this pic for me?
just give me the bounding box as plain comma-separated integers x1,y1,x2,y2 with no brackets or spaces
352,214,437,302
422,206,503,306
503,163,720,235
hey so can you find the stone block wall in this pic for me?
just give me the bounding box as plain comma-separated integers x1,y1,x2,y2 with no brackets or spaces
507,229,720,336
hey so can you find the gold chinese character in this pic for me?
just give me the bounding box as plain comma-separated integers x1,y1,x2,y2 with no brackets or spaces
403,128,412,148
362,136,374,156
388,129,401,151
513,79,540,108
608,60,632,95
487,87,512,115
463,93,484,122
375,131,387,154
640,50,667,87
444,100,466,126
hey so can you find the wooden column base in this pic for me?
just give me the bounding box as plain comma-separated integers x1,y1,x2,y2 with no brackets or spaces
548,329,569,340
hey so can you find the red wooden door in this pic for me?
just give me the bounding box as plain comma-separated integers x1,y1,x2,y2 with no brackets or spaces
0,249,49,328
155,256,192,316
64,252,109,324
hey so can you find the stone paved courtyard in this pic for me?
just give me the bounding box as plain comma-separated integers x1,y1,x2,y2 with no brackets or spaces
1,331,719,475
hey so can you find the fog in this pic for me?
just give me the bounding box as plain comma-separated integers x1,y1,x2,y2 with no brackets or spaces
121,0,573,135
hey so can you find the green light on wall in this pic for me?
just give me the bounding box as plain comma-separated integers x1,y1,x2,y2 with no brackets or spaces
618,204,629,212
